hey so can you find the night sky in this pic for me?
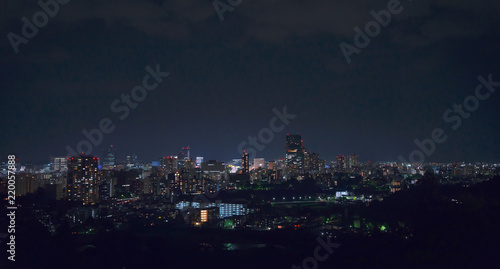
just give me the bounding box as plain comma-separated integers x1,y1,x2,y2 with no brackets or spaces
1,0,499,164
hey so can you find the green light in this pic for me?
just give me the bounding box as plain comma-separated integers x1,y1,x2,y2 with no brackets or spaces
224,219,234,229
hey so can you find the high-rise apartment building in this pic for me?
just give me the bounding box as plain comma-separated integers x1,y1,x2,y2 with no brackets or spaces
285,134,304,178
67,154,99,204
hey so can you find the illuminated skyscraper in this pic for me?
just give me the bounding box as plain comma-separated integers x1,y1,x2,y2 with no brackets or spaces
306,152,321,173
196,157,204,168
253,158,265,170
177,146,190,169
347,154,359,171
102,145,116,170
185,158,195,170
285,134,304,178
268,160,276,170
336,155,346,172
275,158,285,170
163,156,178,173
182,146,190,160
126,154,138,168
242,152,249,175
52,157,67,172
67,154,99,204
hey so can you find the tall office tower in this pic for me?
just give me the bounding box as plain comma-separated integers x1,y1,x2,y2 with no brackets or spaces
163,156,178,173
185,159,195,170
126,154,138,168
306,153,321,173
196,157,204,168
253,158,265,170
303,150,309,171
177,146,190,169
178,151,185,161
67,154,99,205
52,157,67,172
268,160,276,170
98,181,111,202
182,146,190,160
177,155,185,169
242,152,249,175
102,145,117,170
285,134,304,178
347,154,359,171
336,155,346,172
275,158,285,170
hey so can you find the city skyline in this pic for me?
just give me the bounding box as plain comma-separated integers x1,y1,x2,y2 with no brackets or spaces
1,1,499,268
4,137,499,168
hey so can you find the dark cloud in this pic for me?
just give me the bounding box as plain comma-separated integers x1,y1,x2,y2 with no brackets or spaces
0,0,499,163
